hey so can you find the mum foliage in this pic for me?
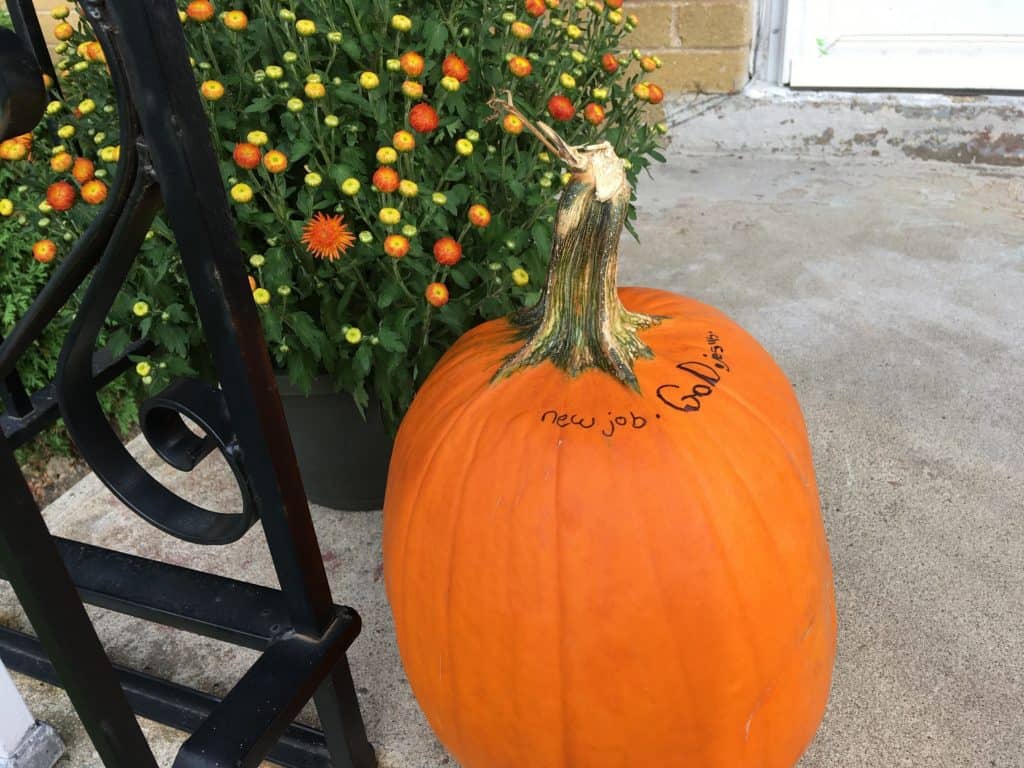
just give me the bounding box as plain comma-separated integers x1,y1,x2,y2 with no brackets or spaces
1,0,668,427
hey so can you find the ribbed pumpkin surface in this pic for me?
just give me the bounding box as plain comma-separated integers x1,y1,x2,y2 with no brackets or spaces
384,287,836,768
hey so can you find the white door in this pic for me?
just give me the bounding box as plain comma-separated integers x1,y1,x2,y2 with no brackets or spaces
783,0,1024,90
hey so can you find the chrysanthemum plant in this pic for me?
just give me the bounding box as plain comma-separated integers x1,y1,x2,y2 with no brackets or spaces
1,0,669,428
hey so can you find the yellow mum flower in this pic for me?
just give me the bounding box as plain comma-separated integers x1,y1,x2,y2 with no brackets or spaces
379,207,401,225
230,183,253,203
200,80,225,100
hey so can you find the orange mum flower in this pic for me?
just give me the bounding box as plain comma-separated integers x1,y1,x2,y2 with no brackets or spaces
301,212,355,261
442,53,470,83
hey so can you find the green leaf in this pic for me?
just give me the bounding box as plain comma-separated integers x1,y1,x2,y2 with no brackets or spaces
290,139,313,162
286,311,327,361
376,281,405,310
423,20,448,54
531,221,551,259
376,327,405,353
105,328,130,356
354,342,372,375
286,351,315,394
244,97,276,113
449,267,471,289
150,322,189,358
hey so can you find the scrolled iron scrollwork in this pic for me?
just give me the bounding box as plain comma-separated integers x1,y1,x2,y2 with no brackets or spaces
21,0,261,545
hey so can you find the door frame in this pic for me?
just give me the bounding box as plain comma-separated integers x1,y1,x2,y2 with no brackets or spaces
765,0,1024,91
752,0,788,85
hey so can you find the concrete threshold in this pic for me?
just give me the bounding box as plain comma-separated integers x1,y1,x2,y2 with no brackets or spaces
666,81,1024,167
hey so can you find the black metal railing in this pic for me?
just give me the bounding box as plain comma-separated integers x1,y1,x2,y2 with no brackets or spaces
0,0,376,765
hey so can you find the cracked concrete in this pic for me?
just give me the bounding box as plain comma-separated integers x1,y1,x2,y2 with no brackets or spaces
3,95,1024,766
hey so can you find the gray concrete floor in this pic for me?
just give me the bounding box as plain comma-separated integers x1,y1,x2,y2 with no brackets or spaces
3,107,1024,767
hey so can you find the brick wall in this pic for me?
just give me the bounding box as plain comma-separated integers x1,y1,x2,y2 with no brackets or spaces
627,1,753,94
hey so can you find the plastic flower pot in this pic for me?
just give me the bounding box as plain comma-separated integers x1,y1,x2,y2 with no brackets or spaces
276,376,393,511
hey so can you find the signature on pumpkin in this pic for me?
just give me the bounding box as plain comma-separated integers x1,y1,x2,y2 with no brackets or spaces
538,331,733,437
655,331,731,413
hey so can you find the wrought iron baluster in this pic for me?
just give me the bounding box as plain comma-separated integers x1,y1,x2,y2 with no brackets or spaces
0,437,160,768
0,0,377,765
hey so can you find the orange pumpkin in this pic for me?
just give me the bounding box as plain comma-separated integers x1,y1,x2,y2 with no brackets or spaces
383,103,836,768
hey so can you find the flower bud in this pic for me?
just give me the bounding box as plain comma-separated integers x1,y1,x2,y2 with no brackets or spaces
390,14,412,32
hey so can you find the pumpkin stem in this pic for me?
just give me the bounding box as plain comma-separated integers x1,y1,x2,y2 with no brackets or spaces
488,95,661,390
